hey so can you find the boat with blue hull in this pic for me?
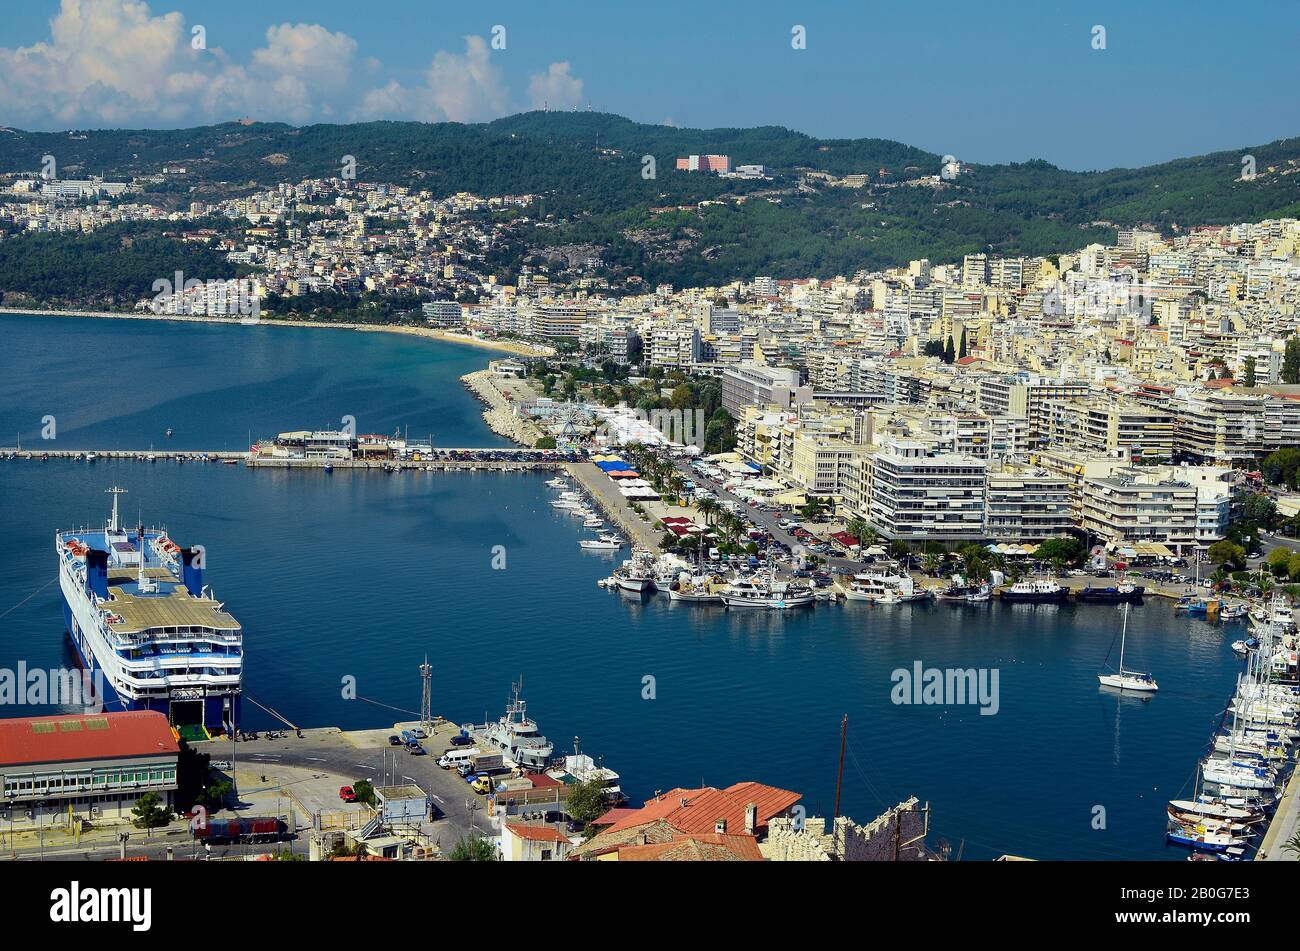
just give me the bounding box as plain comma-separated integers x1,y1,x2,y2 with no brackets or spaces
56,487,243,735
1075,582,1145,604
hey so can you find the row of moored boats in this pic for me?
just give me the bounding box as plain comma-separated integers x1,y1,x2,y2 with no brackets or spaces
1167,598,1299,859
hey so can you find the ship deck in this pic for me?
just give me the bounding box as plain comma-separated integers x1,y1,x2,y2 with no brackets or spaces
105,584,241,635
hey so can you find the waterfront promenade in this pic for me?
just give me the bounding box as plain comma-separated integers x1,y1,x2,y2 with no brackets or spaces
565,461,662,549
1257,763,1300,861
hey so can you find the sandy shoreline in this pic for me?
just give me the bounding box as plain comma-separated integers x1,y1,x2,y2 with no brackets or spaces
0,306,552,358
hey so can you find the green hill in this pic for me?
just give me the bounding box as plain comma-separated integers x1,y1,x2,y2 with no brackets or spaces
1,113,1298,290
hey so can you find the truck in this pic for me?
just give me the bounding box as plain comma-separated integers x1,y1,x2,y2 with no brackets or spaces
469,752,505,774
193,816,288,843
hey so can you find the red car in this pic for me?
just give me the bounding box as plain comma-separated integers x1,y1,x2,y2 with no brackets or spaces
338,785,356,802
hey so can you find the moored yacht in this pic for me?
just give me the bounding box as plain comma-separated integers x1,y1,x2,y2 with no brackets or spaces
999,578,1068,603
579,533,625,551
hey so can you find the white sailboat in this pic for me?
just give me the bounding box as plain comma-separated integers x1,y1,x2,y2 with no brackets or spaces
1098,603,1158,693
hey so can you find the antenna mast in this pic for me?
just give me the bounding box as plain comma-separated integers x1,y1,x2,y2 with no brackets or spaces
420,656,433,733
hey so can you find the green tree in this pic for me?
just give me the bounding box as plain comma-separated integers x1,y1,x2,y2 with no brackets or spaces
1243,355,1257,388
1288,552,1300,581
352,779,376,807
1032,537,1083,565
1207,539,1247,570
565,775,610,827
943,336,956,364
448,836,499,861
132,792,170,830
1282,336,1300,385
957,328,968,360
534,435,557,449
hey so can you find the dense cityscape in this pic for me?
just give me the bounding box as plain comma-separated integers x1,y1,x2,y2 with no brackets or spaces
0,0,1297,934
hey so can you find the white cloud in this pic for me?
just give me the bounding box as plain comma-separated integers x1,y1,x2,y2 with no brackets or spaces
527,62,584,111
0,1,585,129
354,36,510,123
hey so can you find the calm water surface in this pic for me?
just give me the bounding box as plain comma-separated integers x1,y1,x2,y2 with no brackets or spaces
0,313,1245,859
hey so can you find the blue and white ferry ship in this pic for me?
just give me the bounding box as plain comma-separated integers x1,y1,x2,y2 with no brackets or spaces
56,487,243,734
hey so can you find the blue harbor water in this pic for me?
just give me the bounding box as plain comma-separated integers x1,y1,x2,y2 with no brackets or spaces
0,313,1247,860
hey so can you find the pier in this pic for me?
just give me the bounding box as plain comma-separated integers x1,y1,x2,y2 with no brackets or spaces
0,447,576,472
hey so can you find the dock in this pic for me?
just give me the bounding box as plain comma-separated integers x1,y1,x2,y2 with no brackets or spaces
1,447,573,472
1256,757,1300,861
564,461,662,549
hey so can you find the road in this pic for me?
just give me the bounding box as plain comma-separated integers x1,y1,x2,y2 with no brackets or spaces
201,720,499,851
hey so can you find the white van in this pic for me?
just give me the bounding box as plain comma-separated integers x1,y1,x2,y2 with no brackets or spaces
438,747,481,770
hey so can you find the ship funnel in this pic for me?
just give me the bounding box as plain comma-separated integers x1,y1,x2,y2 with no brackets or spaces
86,549,110,600
181,546,204,597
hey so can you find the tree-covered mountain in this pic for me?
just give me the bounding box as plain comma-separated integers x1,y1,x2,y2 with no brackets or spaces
1,112,1298,289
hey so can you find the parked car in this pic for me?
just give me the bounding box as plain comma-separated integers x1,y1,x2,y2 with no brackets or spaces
449,732,473,747
387,734,402,746
339,785,357,802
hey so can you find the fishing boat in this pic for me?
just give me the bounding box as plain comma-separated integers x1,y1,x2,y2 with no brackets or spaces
965,582,992,603
721,575,814,609
999,578,1068,604
1220,603,1249,622
613,550,656,593
1165,826,1248,854
1231,637,1260,656
1097,603,1158,693
1175,596,1209,615
667,574,725,604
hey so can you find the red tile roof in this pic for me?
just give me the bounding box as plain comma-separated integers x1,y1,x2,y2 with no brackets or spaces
0,711,178,767
618,832,763,862
506,823,569,843
602,782,801,836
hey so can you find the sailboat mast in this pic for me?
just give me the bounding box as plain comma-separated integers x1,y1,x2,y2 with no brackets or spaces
1118,603,1128,673
833,714,847,819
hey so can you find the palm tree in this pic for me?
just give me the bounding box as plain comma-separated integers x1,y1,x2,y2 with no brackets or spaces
920,552,942,576
860,526,879,550
845,517,868,546
696,497,719,526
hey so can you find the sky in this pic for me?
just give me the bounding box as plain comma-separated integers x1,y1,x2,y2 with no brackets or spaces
2,0,1297,171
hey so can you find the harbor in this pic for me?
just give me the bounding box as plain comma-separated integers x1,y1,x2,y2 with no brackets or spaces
0,312,1295,860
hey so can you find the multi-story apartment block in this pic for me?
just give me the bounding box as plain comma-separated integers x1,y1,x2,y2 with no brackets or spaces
1080,469,1199,553
721,361,811,416
984,467,1075,541
869,441,987,540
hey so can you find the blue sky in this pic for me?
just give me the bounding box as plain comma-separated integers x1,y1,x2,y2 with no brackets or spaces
4,0,1298,170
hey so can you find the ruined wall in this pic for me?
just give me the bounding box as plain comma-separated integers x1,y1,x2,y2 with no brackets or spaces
833,797,929,862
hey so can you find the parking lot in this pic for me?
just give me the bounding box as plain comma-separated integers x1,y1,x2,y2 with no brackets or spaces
199,718,501,852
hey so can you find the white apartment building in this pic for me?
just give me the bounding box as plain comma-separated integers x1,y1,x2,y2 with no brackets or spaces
721,361,811,416
869,441,987,541
1080,469,1198,553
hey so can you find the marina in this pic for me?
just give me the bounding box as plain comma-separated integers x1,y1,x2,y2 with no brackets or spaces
0,312,1294,861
